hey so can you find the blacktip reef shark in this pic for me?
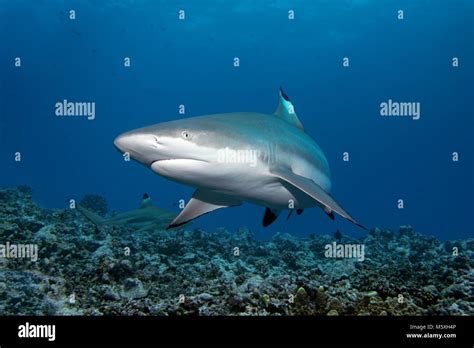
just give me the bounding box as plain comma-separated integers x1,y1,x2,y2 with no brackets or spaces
114,87,367,230
76,193,178,232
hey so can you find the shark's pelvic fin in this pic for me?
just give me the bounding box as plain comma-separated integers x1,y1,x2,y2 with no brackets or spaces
274,87,304,130
263,207,280,227
325,210,335,220
324,206,335,220
270,165,367,230
167,189,241,229
140,193,152,208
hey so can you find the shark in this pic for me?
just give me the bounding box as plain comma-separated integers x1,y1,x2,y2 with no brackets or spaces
114,87,367,230
76,193,178,232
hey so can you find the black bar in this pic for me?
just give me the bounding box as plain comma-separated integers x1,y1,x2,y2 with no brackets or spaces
0,316,471,346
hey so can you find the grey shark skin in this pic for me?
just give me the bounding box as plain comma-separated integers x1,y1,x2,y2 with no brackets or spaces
76,194,178,232
114,88,367,230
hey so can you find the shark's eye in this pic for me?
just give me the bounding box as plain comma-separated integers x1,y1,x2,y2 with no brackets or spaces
181,131,191,140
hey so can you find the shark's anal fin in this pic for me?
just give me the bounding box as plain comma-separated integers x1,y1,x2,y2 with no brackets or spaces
269,165,367,230
167,190,242,229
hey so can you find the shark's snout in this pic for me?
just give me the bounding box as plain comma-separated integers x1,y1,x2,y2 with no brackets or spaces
114,133,133,154
114,131,160,166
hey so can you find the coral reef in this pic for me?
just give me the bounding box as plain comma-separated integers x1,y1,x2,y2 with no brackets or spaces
78,194,108,217
0,187,472,316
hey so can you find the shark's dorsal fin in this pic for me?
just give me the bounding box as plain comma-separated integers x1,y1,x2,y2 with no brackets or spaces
140,193,152,208
274,87,304,130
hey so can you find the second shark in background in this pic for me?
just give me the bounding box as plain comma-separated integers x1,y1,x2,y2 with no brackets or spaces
76,193,178,232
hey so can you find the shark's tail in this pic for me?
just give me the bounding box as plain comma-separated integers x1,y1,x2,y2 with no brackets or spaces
76,204,106,225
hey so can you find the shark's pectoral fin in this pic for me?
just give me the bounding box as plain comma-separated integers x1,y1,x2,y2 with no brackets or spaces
269,165,367,230
263,208,280,227
167,190,242,229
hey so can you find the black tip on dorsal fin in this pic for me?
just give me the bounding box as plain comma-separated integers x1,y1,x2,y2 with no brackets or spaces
280,86,291,102
140,193,152,208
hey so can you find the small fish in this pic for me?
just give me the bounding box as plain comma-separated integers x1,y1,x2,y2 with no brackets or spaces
334,229,342,240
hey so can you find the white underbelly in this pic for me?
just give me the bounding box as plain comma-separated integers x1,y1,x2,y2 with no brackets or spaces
152,159,321,209
207,163,318,209
235,179,318,209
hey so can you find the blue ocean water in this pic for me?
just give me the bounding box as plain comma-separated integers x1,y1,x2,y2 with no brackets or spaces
0,0,472,240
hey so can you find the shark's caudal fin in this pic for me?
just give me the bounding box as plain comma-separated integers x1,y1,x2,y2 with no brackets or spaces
270,165,368,230
167,189,242,229
274,87,304,130
76,204,106,225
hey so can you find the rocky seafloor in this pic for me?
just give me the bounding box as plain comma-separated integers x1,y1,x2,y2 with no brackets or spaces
0,186,472,316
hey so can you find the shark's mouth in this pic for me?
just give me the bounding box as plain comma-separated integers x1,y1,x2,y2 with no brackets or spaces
150,158,209,166
150,159,211,178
